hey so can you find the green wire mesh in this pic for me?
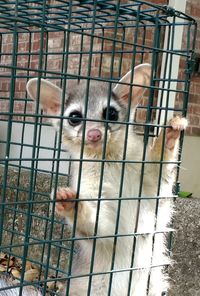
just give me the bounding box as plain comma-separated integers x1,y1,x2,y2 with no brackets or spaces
0,0,197,295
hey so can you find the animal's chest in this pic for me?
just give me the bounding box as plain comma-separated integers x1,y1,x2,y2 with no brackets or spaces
72,161,140,199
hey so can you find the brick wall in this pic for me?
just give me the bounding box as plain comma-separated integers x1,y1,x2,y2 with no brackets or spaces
0,0,199,136
148,0,200,136
185,0,200,136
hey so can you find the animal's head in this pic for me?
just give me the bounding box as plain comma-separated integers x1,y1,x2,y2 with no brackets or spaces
26,63,151,157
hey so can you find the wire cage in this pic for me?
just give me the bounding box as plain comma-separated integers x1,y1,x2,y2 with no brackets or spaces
0,0,197,295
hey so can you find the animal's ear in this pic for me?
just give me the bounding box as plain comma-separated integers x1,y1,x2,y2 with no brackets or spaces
112,63,151,106
26,78,62,115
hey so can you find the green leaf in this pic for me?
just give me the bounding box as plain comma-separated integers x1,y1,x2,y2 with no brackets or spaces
178,191,193,198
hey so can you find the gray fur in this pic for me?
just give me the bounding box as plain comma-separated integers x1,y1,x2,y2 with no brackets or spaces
62,80,128,146
65,79,127,120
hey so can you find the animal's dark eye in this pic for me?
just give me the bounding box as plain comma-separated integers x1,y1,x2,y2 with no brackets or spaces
68,111,83,126
103,107,118,121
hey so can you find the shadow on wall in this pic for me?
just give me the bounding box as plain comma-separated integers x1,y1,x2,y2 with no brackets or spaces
0,122,69,174
180,135,200,197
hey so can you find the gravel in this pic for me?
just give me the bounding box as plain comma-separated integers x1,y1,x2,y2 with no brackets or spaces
169,197,200,296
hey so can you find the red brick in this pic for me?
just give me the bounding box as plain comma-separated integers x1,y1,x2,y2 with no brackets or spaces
191,127,200,136
189,114,200,126
188,103,200,114
190,5,200,17
186,126,192,136
189,94,200,104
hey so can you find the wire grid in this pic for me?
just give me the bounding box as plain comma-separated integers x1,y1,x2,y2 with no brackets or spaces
0,0,197,295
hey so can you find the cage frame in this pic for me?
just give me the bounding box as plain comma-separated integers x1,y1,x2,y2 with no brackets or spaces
0,1,197,295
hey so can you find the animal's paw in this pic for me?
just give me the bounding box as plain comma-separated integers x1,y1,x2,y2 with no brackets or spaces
169,116,188,131
166,116,188,150
52,187,76,217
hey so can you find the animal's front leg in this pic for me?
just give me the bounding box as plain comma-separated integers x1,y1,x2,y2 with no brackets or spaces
150,116,188,162
51,187,94,235
51,187,116,238
146,117,188,296
145,116,188,231
53,187,77,217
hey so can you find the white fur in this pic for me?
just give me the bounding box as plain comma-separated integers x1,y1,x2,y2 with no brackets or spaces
63,126,173,296
26,65,184,296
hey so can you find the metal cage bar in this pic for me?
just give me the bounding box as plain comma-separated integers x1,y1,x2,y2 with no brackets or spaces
0,1,196,296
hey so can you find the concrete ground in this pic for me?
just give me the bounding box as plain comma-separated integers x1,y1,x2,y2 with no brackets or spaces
169,198,200,296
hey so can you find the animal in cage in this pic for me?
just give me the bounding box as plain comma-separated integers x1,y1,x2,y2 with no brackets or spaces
26,63,188,296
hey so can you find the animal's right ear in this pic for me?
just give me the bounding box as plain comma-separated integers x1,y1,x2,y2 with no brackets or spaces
26,78,62,115
112,63,151,106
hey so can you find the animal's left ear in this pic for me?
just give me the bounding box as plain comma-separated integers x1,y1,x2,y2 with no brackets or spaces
26,78,62,115
112,63,151,106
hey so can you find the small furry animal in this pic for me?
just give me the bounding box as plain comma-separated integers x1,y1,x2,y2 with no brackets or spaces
27,63,187,296
0,275,42,296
